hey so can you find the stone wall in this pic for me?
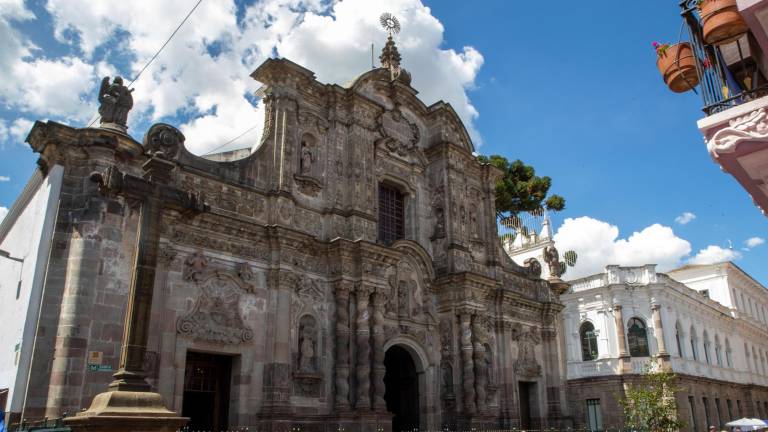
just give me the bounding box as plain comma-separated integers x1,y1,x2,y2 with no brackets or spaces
17,56,570,430
568,374,768,431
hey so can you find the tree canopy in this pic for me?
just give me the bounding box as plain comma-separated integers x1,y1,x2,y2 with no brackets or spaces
477,155,566,218
619,363,684,432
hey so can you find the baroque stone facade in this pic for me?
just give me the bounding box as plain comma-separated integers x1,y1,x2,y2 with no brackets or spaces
6,44,570,431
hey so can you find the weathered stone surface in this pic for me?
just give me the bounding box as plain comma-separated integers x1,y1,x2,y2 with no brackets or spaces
14,33,572,431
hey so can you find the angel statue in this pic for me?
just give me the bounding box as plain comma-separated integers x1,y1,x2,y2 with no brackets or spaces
98,76,134,127
543,245,566,279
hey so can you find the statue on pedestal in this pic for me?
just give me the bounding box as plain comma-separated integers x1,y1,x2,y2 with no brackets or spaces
98,76,134,128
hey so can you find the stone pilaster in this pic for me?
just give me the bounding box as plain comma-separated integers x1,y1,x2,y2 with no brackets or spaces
355,284,372,411
471,317,487,414
333,281,352,411
459,311,476,415
262,270,294,413
371,289,387,412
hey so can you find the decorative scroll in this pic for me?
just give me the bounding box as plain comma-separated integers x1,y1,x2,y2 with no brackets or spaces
707,108,768,156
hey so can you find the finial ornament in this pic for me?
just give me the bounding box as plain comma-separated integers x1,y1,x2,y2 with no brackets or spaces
378,12,410,84
380,13,401,35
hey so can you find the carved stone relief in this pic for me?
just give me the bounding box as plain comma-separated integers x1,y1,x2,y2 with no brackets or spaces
513,325,542,378
176,253,256,344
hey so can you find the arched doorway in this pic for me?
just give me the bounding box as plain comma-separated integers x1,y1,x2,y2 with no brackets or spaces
384,345,420,432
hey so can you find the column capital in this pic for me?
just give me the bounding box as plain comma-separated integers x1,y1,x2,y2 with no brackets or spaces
613,304,623,311
651,303,661,311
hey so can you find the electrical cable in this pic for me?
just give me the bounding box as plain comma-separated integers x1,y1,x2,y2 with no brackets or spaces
86,0,204,128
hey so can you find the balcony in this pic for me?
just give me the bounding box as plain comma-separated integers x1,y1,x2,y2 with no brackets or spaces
672,0,768,215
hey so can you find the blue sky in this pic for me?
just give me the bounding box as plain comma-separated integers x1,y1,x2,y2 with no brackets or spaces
0,0,765,283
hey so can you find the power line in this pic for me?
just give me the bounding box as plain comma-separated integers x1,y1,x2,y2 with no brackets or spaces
87,0,204,128
201,124,260,156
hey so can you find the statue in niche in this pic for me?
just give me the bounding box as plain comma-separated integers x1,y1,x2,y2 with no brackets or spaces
411,280,422,317
298,315,317,373
398,280,409,318
299,333,315,372
98,76,133,127
469,206,479,238
300,141,313,175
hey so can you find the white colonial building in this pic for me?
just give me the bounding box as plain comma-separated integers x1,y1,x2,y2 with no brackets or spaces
562,263,768,431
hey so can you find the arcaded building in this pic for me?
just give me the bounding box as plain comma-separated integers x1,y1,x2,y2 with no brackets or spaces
563,264,768,431
0,33,572,431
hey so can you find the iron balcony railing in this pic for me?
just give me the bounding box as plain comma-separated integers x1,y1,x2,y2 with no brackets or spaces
679,0,768,115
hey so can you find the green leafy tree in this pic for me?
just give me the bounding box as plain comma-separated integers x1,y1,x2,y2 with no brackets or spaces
476,155,565,219
619,362,684,432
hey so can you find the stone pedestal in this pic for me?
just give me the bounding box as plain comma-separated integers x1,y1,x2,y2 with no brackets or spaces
63,391,187,432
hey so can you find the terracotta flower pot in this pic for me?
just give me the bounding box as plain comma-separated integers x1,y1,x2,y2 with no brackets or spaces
656,43,700,93
700,0,748,45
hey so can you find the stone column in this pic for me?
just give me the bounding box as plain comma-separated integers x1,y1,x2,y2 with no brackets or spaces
651,304,668,355
371,289,387,411
355,284,372,411
334,281,352,411
471,317,487,414
614,305,628,356
459,311,476,415
614,304,630,372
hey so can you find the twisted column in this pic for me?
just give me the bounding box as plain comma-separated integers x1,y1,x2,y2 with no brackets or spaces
355,284,372,410
459,311,476,414
334,281,352,410
372,289,387,411
472,317,487,413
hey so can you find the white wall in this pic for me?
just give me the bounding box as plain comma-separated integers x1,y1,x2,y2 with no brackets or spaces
0,166,62,414
563,265,768,387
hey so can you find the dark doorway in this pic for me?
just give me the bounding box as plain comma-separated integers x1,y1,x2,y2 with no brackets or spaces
519,381,536,429
384,345,420,432
182,352,232,432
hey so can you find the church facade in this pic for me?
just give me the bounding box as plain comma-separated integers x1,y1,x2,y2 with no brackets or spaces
0,39,570,431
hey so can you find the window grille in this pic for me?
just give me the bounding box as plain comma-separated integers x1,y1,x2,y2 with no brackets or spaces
586,398,602,431
378,183,405,244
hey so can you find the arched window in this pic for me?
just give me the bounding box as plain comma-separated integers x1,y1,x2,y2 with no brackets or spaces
580,322,599,361
715,335,723,367
726,338,733,368
690,326,699,361
675,321,685,358
746,344,752,372
627,317,650,357
703,331,712,364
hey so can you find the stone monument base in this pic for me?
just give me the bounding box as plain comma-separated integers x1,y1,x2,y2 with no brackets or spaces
63,391,188,432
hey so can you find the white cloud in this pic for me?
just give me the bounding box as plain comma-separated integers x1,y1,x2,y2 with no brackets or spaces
554,217,692,279
674,211,696,225
745,237,765,249
688,245,742,265
37,0,485,154
0,117,32,148
0,175,9,182
0,206,7,222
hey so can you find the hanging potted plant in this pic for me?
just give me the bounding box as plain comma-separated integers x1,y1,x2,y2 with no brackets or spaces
654,42,700,93
698,0,748,45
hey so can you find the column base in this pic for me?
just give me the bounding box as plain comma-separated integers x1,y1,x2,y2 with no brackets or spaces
63,390,187,432
619,355,632,373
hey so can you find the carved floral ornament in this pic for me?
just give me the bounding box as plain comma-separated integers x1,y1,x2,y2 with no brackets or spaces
707,107,768,157
176,250,257,345
376,107,420,158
